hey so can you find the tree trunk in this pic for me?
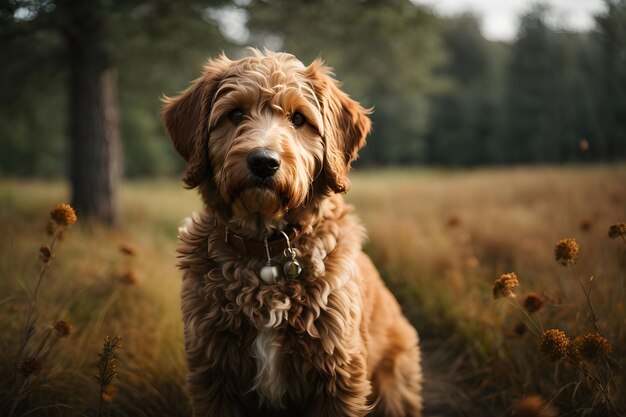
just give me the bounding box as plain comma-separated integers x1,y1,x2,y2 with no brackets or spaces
64,0,121,226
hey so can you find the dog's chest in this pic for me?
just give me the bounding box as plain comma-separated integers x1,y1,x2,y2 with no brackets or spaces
252,328,286,408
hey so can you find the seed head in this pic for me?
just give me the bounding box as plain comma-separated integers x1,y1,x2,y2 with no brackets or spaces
523,292,544,313
514,322,527,336
102,384,118,404
20,358,43,377
39,243,52,264
50,203,77,227
492,272,519,299
95,336,122,389
573,333,612,362
446,214,461,228
608,221,626,239
54,320,72,337
120,270,139,286
554,238,579,266
119,244,137,256
515,395,558,417
539,329,570,361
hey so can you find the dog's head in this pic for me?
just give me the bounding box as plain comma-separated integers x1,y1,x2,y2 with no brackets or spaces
162,50,370,224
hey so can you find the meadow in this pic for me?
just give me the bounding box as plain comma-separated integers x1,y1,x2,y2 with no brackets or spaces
0,165,624,416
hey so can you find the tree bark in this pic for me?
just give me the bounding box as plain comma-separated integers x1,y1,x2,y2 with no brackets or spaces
64,0,121,226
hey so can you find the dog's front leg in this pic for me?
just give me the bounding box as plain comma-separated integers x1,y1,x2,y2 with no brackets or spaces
305,353,371,417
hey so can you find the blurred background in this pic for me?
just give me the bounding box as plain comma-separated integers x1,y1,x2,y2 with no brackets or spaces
1,0,624,184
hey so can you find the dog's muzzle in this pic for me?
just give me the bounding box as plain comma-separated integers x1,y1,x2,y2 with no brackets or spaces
247,149,281,178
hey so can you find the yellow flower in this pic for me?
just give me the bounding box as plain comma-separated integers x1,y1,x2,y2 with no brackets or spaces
50,203,77,226
523,292,544,313
608,221,626,239
53,320,72,337
573,333,612,362
539,329,570,361
554,238,579,266
492,272,519,299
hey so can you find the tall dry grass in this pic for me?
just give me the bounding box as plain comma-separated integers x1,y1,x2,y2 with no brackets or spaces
0,165,624,416
349,165,626,415
0,180,201,416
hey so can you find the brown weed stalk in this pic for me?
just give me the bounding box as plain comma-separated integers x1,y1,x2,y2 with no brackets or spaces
95,335,122,417
6,204,77,417
493,230,622,414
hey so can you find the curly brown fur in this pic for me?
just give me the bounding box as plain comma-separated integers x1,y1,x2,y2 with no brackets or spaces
162,49,422,417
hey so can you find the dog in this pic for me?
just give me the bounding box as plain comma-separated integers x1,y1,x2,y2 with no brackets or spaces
161,49,422,417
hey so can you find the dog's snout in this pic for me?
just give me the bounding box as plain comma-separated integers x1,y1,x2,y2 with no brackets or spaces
247,149,281,178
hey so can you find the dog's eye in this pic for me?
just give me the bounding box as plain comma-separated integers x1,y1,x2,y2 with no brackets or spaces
291,111,306,127
229,109,246,125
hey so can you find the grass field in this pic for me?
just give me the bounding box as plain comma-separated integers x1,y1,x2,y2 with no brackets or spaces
1,165,625,416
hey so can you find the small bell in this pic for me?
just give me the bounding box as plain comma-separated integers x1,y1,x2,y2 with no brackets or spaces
259,237,280,284
260,263,280,284
283,247,302,279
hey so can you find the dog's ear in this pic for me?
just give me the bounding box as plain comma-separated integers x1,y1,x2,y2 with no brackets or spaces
306,60,372,194
161,55,231,188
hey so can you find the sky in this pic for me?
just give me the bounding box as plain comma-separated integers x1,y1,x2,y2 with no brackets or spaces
417,0,607,41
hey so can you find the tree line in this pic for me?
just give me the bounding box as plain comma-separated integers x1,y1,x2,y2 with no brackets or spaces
1,0,624,183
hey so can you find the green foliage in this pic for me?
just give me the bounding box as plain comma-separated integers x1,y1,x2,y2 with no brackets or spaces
246,0,445,165
595,0,626,160
0,0,625,176
425,14,508,166
0,0,231,178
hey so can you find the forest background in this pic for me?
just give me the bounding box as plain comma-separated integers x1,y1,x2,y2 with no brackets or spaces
2,0,624,180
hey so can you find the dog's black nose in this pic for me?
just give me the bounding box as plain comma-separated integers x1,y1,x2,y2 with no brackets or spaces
247,149,281,178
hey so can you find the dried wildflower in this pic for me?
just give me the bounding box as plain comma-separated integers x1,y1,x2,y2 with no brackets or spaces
514,394,558,417
102,384,118,404
119,244,137,256
492,272,519,299
19,358,43,377
95,336,122,392
568,341,582,363
514,322,527,336
50,203,77,226
539,329,570,361
446,214,461,227
608,221,626,239
53,320,72,337
573,333,612,362
120,270,139,286
39,243,52,264
554,238,579,266
523,292,544,314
